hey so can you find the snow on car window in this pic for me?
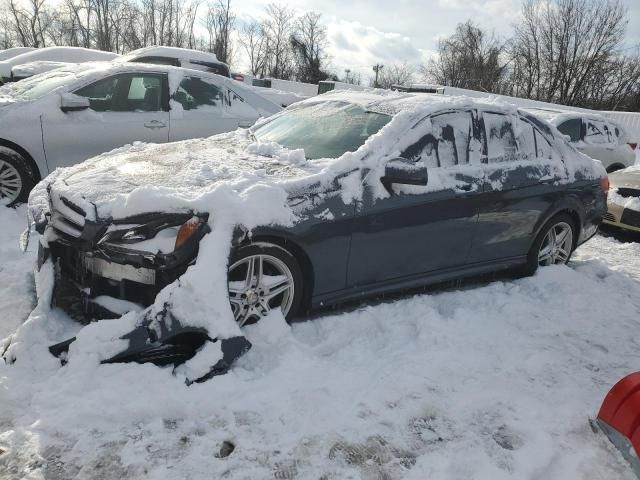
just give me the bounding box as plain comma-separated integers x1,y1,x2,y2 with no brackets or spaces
535,129,554,160
484,112,519,163
584,119,615,145
0,70,77,100
515,118,537,161
402,111,473,167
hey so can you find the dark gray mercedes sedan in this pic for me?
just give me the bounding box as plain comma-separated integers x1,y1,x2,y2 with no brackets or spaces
23,91,608,379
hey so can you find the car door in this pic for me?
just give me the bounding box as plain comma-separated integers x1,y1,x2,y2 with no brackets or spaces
169,74,244,141
346,109,484,289
41,72,170,169
468,111,568,263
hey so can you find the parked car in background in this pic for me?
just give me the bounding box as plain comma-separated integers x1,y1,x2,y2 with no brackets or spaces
0,62,281,205
523,108,635,172
0,47,119,82
119,46,230,77
0,47,35,61
27,92,607,367
603,166,640,233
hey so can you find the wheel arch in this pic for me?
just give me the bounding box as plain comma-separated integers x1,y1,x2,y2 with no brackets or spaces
605,163,626,174
239,233,315,314
530,199,584,252
0,138,43,183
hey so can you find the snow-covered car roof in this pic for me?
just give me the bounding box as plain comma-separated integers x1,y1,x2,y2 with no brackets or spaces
0,47,119,78
119,46,224,66
0,47,35,61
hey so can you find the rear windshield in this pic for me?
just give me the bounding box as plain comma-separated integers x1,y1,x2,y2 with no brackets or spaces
253,101,391,160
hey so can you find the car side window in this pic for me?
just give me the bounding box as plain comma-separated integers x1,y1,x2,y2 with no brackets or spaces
516,119,537,161
585,119,615,145
74,73,165,112
484,112,518,163
534,130,554,160
173,76,224,111
401,111,473,168
556,118,582,142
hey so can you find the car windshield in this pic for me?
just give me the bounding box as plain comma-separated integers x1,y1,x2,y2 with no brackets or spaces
0,69,80,100
253,101,392,160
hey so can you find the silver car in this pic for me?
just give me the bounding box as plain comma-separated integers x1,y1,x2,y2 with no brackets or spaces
0,62,281,205
524,108,635,173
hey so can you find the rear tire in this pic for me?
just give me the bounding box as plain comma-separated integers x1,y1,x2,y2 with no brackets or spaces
0,148,36,206
518,213,577,277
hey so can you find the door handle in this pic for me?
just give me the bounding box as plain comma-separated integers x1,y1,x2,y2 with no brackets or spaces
144,120,167,129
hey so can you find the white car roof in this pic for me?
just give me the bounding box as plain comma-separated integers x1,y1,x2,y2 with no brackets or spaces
0,47,118,68
0,47,36,61
119,46,224,65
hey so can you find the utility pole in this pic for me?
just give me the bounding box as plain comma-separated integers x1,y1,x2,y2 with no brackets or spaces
372,64,383,88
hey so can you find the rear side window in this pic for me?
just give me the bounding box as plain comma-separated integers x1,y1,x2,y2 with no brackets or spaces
484,112,518,163
402,111,474,168
584,119,616,145
556,118,582,142
174,76,224,111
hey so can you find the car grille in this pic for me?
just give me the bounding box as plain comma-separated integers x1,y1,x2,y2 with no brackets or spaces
49,189,86,239
603,212,616,223
616,188,640,198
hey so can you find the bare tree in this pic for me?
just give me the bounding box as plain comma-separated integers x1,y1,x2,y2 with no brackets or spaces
511,0,629,106
261,3,294,79
203,0,234,63
238,20,266,76
370,63,414,89
290,11,328,83
422,20,508,93
8,0,49,47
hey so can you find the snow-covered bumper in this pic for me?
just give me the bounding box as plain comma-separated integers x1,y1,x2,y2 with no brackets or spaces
31,188,250,378
603,187,640,233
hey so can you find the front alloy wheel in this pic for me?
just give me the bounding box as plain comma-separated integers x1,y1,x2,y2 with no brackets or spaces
537,221,573,266
227,243,303,326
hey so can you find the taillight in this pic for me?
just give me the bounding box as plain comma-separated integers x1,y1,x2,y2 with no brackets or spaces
628,143,637,151
175,217,203,250
600,176,610,193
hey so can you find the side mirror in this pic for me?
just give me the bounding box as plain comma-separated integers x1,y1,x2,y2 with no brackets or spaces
60,93,90,113
381,157,428,191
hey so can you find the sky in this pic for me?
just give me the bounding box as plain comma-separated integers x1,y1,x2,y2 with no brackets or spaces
231,0,640,82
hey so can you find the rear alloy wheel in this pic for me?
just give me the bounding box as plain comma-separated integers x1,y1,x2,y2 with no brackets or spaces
227,243,303,327
518,213,577,276
537,221,573,266
0,149,36,206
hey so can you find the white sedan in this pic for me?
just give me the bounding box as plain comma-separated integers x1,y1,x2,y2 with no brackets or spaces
0,62,281,204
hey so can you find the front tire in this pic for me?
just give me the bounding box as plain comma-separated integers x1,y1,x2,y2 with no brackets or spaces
228,243,304,327
0,148,36,206
519,213,576,276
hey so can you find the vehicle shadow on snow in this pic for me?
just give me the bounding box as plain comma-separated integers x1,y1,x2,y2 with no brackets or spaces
598,225,640,244
301,268,522,323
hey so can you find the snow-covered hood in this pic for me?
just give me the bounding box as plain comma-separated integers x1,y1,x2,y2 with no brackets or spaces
29,130,331,223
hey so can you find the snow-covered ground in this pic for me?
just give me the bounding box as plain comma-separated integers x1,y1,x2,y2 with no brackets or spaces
0,203,639,480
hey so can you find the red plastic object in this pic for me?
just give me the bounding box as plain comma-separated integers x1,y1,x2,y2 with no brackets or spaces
597,372,640,477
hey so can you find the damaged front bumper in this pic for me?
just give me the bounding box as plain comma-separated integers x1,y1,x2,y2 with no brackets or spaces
31,190,251,380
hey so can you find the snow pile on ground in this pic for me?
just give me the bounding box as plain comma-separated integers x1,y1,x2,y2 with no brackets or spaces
0,206,36,339
0,200,639,478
